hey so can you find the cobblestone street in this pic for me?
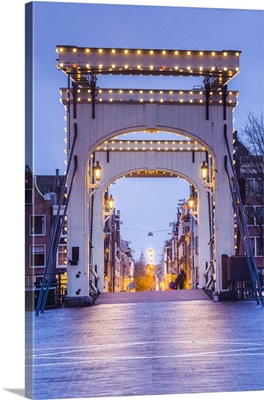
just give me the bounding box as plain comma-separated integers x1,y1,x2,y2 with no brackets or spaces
26,290,264,399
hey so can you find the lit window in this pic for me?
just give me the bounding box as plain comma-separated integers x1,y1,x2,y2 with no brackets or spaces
57,244,67,266
61,218,68,236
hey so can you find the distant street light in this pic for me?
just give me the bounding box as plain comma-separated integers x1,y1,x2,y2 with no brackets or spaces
187,194,195,210
187,194,198,222
104,194,115,223
106,194,115,210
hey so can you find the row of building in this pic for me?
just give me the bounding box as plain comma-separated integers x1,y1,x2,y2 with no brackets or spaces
25,165,135,307
162,131,263,296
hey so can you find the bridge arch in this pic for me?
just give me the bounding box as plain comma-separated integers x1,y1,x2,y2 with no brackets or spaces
87,142,213,294
85,125,216,166
101,169,199,192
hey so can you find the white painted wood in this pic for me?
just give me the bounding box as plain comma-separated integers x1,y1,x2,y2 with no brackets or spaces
65,102,234,297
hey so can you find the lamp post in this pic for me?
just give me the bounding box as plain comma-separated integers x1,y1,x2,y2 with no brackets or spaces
200,160,217,294
86,159,102,298
201,160,214,189
104,194,115,223
187,194,198,222
88,160,102,196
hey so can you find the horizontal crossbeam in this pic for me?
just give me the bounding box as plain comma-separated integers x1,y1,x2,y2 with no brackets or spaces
96,139,205,152
60,87,238,106
56,46,240,86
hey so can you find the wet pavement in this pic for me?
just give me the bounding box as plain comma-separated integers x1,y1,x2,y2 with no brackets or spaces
25,289,264,399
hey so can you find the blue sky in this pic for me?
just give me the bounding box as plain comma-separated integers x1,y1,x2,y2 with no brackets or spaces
30,2,263,175
26,0,264,262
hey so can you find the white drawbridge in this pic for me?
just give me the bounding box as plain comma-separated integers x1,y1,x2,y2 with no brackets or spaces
37,46,264,311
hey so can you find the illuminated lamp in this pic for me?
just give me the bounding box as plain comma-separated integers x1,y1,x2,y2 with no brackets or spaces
201,161,208,180
94,161,102,181
188,194,195,210
107,194,115,210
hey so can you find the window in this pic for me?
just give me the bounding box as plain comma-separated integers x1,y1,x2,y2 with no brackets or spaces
181,242,186,256
245,179,255,196
25,189,33,204
57,244,67,267
61,218,67,237
256,238,263,257
245,237,263,257
245,178,263,196
195,236,199,254
245,207,255,225
30,215,46,235
30,245,45,268
255,179,263,195
256,207,264,226
245,206,264,226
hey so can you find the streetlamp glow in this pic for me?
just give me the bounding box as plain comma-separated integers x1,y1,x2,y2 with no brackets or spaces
188,194,195,210
201,161,208,180
106,194,115,210
94,160,102,181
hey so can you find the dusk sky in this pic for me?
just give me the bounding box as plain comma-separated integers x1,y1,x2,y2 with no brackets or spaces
25,0,264,263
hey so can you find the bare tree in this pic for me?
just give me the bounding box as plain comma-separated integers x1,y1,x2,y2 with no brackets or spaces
237,111,264,255
239,111,264,175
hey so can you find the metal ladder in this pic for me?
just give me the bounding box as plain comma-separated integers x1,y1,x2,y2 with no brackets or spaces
224,125,263,306
88,155,100,301
35,125,78,316
205,155,216,291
